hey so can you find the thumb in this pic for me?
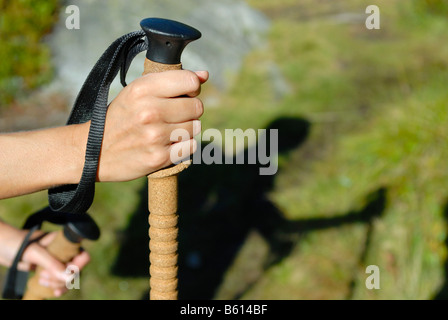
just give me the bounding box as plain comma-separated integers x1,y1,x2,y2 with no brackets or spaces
194,70,209,84
22,243,68,282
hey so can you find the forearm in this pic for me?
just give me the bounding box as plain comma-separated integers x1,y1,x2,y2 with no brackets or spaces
0,123,89,199
0,71,207,199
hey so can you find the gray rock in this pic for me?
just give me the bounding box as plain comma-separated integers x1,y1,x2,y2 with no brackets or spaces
46,0,270,105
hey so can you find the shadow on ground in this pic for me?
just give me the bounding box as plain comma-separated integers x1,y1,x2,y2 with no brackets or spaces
111,116,387,299
433,199,448,300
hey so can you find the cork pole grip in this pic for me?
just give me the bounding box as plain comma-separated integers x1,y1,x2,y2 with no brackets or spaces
144,59,189,300
22,230,80,300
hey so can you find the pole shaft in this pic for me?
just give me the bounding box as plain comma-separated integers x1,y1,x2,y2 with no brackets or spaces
148,175,179,300
144,59,187,300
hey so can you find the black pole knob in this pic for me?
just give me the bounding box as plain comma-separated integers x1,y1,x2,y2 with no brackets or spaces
140,17,201,65
63,213,100,243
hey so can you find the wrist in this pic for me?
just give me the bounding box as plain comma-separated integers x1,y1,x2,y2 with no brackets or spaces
0,123,90,199
66,122,90,185
33,122,89,188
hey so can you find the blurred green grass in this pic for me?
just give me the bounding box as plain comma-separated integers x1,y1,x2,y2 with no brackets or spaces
0,0,59,105
1,0,448,300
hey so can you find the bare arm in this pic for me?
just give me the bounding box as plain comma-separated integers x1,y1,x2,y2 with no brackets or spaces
0,70,208,199
0,123,88,199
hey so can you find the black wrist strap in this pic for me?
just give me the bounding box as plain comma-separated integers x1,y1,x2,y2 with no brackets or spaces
2,225,39,300
47,31,148,214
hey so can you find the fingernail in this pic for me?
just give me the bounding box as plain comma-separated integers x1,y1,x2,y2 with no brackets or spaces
54,289,63,297
56,271,70,282
39,279,50,287
40,271,50,280
193,120,201,136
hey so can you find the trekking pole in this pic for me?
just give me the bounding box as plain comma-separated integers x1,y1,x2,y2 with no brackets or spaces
140,18,201,300
22,213,100,300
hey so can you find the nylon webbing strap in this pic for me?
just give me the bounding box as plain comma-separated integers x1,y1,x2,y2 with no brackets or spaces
48,31,148,214
2,225,38,299
1,207,72,299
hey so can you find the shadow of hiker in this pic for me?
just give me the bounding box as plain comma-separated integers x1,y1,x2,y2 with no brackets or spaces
345,187,387,299
111,116,309,297
234,186,387,300
111,185,149,278
174,117,310,299
433,200,448,300
111,116,386,300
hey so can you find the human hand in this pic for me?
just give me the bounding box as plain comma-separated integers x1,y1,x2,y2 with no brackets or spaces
0,222,90,297
94,69,209,182
23,231,90,297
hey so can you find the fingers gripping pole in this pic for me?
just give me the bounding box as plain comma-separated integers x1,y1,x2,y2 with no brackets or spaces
22,230,80,300
21,213,99,300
